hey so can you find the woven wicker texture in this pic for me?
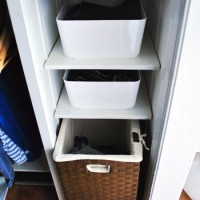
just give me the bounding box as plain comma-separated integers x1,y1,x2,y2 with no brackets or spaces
56,160,140,200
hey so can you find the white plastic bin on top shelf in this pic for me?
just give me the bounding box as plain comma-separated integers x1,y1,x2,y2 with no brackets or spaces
56,0,146,59
63,70,141,109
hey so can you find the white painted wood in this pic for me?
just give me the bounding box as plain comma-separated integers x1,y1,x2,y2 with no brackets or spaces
197,143,200,153
36,0,58,57
36,0,64,108
44,31,160,70
55,81,152,119
48,70,65,107
150,0,200,199
143,0,187,198
6,0,65,199
184,153,200,200
7,1,197,200
13,152,50,172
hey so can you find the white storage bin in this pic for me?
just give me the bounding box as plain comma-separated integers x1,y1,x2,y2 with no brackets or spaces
53,119,143,162
56,0,146,59
63,70,141,109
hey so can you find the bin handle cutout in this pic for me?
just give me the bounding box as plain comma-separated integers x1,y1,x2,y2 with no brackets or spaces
86,164,110,173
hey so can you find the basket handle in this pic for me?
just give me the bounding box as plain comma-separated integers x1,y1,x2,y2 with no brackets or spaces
86,164,110,173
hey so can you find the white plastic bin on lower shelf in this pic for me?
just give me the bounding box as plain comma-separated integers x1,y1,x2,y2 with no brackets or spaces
63,70,141,109
53,119,143,200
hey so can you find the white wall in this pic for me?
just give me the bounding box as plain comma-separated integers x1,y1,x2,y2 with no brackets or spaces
150,0,200,199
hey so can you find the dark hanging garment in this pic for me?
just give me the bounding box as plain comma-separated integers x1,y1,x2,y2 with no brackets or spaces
0,53,42,161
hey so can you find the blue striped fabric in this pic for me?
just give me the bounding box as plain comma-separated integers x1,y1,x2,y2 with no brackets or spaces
0,127,27,165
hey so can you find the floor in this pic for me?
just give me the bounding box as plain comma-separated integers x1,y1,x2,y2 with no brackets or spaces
5,184,191,200
6,184,58,200
179,191,191,200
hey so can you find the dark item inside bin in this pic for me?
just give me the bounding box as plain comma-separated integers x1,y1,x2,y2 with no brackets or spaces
67,70,140,82
70,136,127,155
64,0,142,20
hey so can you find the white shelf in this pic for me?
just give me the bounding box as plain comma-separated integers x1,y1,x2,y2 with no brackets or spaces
55,81,152,119
45,32,160,70
13,151,50,172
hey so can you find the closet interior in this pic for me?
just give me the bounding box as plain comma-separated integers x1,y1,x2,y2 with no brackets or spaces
0,0,53,193
3,0,185,199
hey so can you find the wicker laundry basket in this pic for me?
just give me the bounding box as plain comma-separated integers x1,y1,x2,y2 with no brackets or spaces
53,119,143,200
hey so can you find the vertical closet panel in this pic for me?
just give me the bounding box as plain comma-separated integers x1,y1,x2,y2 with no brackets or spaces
151,0,200,198
6,0,65,199
143,0,187,199
18,0,58,145
36,0,59,56
36,0,64,106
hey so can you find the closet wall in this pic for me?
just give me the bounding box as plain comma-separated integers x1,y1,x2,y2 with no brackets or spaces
6,0,187,199
142,0,186,198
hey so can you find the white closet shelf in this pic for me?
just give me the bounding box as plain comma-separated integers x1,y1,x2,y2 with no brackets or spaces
13,151,50,172
45,32,160,70
55,81,152,119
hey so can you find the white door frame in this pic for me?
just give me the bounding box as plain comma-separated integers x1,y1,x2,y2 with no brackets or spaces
150,0,200,199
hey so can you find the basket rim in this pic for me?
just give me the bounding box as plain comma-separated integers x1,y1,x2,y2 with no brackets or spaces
53,119,143,163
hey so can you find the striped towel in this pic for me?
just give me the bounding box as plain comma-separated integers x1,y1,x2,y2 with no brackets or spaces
0,127,27,165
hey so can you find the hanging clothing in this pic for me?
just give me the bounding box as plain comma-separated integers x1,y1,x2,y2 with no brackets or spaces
0,143,14,187
0,53,42,161
0,81,27,157
0,127,27,165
